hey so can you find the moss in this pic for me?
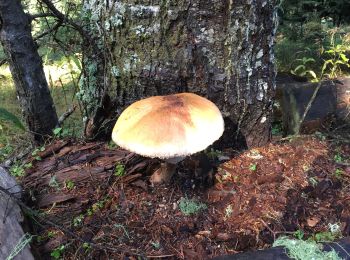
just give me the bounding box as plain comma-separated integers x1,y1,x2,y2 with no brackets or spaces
76,60,98,114
273,237,342,260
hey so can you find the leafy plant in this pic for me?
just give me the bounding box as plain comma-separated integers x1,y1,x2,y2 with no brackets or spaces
294,229,305,240
51,244,66,259
334,154,343,163
334,168,343,179
65,180,75,190
179,197,207,216
114,163,125,177
249,163,257,171
73,214,84,227
53,127,71,138
321,30,350,79
151,241,160,249
31,146,45,161
0,107,25,130
9,162,31,177
291,57,317,80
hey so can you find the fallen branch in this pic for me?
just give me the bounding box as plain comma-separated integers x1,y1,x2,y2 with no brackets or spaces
57,105,77,126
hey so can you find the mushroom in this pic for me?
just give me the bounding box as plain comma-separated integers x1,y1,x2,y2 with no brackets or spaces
111,92,224,184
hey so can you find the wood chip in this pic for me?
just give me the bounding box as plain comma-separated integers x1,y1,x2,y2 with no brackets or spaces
38,193,76,208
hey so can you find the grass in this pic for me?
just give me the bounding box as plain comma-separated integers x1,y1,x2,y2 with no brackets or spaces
179,197,207,216
0,61,83,163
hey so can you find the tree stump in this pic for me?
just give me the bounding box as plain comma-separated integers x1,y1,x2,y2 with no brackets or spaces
275,80,337,135
336,77,350,122
0,167,34,260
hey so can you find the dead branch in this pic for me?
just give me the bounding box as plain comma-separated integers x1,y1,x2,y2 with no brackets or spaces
38,0,85,37
57,105,77,126
34,20,62,41
30,12,54,20
0,58,7,66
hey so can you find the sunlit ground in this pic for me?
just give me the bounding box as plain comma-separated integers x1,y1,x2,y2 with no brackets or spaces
0,63,83,162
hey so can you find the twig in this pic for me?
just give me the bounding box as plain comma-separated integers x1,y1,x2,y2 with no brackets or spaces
260,219,276,241
30,13,54,20
34,21,62,41
0,58,7,67
39,0,85,37
298,76,326,133
57,105,77,126
147,254,175,258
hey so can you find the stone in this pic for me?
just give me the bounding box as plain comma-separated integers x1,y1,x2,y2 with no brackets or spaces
0,167,34,260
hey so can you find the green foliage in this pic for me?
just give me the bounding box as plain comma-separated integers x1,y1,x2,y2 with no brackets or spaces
114,163,125,177
276,0,350,76
334,154,343,163
206,148,223,160
0,107,25,130
312,231,338,243
273,236,342,260
51,245,66,260
9,161,32,177
31,146,45,161
272,122,283,135
321,31,350,78
291,57,317,79
179,197,207,216
0,144,13,162
294,229,305,240
53,127,72,138
334,168,344,179
249,163,257,171
65,180,75,190
72,214,84,227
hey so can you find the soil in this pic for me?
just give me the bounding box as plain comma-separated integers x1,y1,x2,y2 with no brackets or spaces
19,126,350,259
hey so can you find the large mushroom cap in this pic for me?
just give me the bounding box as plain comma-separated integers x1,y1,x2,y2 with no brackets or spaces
112,93,224,159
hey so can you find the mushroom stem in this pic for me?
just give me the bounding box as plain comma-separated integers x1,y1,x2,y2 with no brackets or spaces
150,162,177,184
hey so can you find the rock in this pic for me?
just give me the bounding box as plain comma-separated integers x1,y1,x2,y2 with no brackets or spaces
0,167,34,260
213,237,350,260
275,79,336,135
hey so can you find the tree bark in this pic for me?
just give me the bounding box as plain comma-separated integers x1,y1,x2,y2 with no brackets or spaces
81,0,277,148
0,0,58,143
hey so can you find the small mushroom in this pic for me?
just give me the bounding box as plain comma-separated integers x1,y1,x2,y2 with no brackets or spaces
112,93,224,184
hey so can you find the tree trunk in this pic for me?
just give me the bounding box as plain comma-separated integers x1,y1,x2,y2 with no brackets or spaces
0,0,58,143
80,0,277,148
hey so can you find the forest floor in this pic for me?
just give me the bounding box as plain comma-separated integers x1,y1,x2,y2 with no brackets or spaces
17,124,350,259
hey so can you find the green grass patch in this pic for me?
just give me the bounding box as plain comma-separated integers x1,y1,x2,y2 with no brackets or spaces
0,62,83,163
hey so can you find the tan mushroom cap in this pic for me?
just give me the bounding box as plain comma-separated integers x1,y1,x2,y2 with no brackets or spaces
112,93,224,159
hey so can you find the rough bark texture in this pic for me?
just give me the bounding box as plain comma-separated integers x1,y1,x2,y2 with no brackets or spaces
81,0,277,148
0,167,34,260
0,0,58,143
